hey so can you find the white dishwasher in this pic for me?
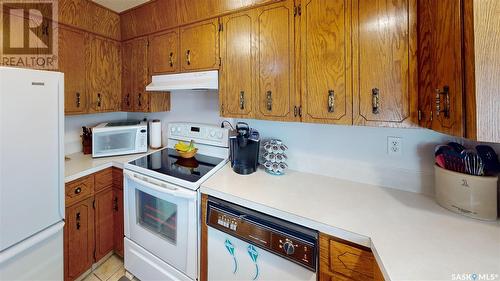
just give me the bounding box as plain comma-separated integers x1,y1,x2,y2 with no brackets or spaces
206,197,317,281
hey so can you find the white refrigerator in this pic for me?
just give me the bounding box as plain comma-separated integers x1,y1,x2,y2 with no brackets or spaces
0,67,65,281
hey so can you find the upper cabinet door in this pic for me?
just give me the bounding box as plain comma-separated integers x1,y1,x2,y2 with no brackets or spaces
419,0,464,137
121,40,134,111
220,11,255,118
300,0,352,125
255,0,297,121
352,0,418,127
179,18,219,71
87,36,121,112
59,26,87,115
150,29,180,75
133,37,150,112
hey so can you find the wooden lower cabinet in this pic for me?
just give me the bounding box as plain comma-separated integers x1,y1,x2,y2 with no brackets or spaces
64,197,95,281
113,168,124,258
319,233,384,281
113,187,124,257
64,168,125,281
94,187,115,261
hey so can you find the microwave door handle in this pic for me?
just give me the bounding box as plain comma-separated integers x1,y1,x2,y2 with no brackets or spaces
125,172,195,199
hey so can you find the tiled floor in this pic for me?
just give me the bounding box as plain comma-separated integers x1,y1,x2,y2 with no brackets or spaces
82,255,133,281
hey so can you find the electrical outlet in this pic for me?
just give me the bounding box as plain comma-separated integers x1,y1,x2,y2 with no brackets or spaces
387,136,402,156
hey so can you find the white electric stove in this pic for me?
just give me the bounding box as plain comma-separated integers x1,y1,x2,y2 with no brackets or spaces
123,122,229,281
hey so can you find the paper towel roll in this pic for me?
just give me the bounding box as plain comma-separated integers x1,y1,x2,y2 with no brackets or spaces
150,119,162,149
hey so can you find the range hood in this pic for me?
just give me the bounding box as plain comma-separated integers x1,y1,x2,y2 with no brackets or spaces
146,70,218,91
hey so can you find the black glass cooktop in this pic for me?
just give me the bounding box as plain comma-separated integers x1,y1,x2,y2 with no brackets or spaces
130,148,225,183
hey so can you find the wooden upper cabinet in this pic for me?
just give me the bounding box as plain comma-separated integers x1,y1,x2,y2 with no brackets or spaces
464,0,500,143
59,0,120,40
94,187,115,261
121,40,134,111
220,10,255,118
179,18,220,72
418,0,464,137
255,0,297,121
59,26,87,115
300,0,352,125
150,29,180,75
352,0,417,127
64,197,94,281
133,37,150,112
87,35,121,112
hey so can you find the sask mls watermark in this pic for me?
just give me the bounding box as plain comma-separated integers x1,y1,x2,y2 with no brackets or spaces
0,0,58,69
452,273,499,281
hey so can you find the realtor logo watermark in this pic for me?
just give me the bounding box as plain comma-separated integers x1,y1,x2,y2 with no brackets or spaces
452,273,499,281
0,0,58,69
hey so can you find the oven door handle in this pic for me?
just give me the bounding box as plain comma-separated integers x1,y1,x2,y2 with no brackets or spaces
125,172,196,200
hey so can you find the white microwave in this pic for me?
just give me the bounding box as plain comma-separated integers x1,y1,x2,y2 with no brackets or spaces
92,121,148,158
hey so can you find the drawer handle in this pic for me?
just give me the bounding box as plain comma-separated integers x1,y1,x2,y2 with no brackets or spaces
169,52,174,67
372,88,380,114
266,91,272,111
239,91,245,110
435,86,450,118
74,187,82,194
76,92,81,108
186,50,191,65
328,90,335,113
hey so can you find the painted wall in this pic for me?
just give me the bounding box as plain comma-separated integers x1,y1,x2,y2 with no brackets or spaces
64,112,128,155
127,90,229,147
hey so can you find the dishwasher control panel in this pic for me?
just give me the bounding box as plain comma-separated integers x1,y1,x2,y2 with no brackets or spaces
207,198,318,271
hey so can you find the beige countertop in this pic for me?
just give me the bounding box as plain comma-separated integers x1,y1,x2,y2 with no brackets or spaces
200,164,500,281
64,150,159,183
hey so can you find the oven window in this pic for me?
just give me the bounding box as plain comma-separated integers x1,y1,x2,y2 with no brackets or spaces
136,190,177,244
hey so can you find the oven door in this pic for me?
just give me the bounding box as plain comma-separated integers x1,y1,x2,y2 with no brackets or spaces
124,170,197,280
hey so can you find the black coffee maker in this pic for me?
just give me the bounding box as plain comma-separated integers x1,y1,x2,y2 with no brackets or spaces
229,122,260,175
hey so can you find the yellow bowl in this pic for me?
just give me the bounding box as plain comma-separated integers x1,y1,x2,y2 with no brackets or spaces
176,148,198,159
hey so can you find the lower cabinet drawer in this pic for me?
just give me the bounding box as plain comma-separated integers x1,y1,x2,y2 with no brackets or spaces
95,168,113,192
65,176,94,206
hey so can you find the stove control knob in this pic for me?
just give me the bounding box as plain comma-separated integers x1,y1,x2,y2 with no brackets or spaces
283,241,295,255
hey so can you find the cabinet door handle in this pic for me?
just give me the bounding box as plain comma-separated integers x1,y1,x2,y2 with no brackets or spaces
138,93,142,107
266,91,272,111
239,91,245,110
97,93,102,107
328,90,335,113
372,88,380,114
74,187,82,194
126,94,130,107
169,52,174,67
76,222,80,230
114,196,119,211
186,50,191,65
76,92,81,108
435,86,450,118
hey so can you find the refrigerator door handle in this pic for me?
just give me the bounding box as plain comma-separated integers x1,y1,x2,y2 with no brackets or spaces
0,221,64,264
